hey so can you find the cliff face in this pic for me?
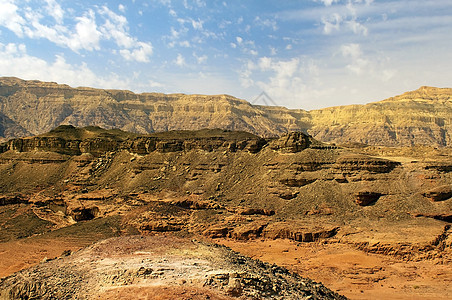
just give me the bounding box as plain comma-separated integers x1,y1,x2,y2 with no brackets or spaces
1,126,269,157
1,77,451,146
308,86,452,146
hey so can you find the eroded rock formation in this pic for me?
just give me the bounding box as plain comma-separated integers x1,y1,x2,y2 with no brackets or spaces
1,77,451,146
0,127,450,253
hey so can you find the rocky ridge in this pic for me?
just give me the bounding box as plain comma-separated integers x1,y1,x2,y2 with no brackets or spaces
1,77,451,146
0,125,269,156
0,127,450,254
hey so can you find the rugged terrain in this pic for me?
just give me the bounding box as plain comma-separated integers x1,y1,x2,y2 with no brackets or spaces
1,77,451,146
0,126,451,299
0,235,345,300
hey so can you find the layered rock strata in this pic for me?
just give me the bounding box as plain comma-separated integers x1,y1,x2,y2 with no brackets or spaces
1,77,451,146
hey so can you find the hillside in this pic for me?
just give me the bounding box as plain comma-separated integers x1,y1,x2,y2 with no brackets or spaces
1,77,451,146
0,127,451,298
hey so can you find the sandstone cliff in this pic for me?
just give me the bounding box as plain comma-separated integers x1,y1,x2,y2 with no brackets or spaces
308,86,452,146
0,125,269,156
1,77,451,146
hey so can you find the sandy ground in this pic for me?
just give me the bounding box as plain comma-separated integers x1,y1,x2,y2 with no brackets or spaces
0,238,91,278
96,286,234,300
217,238,452,300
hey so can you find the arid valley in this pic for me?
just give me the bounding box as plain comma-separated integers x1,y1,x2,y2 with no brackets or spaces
0,78,450,299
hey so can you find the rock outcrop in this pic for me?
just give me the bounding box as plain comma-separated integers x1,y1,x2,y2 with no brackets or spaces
0,126,270,156
1,77,452,146
0,236,347,299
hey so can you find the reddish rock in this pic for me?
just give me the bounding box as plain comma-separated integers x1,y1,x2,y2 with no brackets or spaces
231,221,268,240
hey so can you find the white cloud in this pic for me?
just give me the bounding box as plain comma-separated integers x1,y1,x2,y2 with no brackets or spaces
339,43,396,81
340,43,361,58
99,6,134,48
315,0,339,6
340,43,368,75
254,16,278,31
0,0,26,36
0,42,128,89
157,0,171,6
45,0,64,24
194,53,207,64
241,56,325,108
69,10,102,51
346,19,368,36
183,0,206,9
118,4,126,13
0,2,152,62
175,53,186,66
22,8,101,52
258,57,272,70
148,79,164,88
194,0,206,7
243,57,302,92
120,42,153,62
179,40,190,47
270,47,277,55
191,18,203,30
239,50,398,109
321,13,342,34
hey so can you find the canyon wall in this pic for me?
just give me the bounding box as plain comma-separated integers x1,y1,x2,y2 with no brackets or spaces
1,77,451,146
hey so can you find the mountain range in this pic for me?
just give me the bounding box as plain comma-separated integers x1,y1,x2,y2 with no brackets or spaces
1,77,451,146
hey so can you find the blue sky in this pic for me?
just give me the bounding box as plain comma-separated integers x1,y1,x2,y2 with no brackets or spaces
0,0,451,109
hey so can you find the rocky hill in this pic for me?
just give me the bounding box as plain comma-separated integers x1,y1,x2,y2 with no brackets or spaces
0,235,345,300
1,77,451,146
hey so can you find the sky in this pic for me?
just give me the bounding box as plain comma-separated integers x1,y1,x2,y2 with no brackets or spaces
0,0,451,110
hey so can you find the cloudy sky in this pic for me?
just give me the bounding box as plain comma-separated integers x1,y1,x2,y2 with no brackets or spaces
0,0,451,109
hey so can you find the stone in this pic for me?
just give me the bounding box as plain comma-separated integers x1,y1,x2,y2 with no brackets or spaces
226,276,243,296
355,191,382,206
422,185,452,202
